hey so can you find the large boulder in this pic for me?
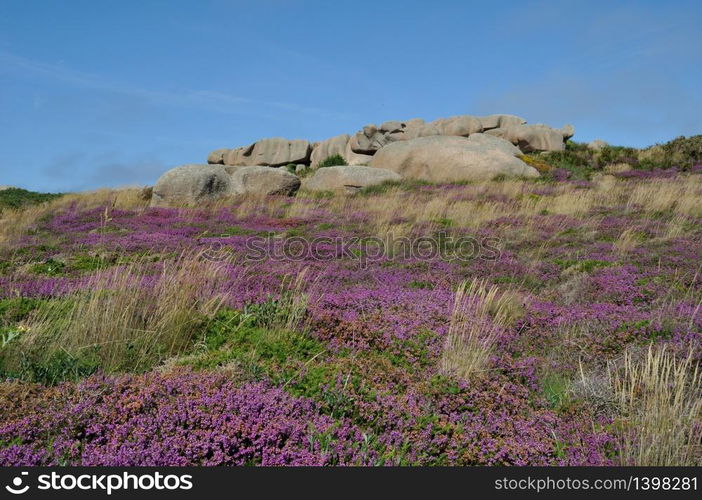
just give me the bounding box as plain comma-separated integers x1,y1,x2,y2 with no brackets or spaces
224,144,254,166
344,141,374,165
430,115,483,137
486,124,572,152
229,166,301,196
349,124,389,154
207,148,229,165
402,122,442,140
309,133,373,166
466,133,523,156
310,134,350,166
223,138,311,167
478,114,527,130
304,166,401,193
369,135,539,182
151,164,232,207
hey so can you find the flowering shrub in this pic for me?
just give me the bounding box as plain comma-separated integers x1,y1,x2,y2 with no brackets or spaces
0,173,700,465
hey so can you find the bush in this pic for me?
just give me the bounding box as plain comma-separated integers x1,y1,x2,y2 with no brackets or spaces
639,135,702,169
0,188,62,213
316,154,347,168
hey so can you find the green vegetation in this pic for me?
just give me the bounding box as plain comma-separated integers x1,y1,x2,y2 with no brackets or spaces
526,135,702,181
639,135,702,169
0,187,62,213
316,154,347,168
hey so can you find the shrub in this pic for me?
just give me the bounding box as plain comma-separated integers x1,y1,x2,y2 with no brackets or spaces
0,188,62,213
639,135,702,169
518,154,553,173
316,154,347,168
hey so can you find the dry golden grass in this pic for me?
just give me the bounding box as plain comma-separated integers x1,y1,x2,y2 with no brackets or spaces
11,249,229,372
609,345,702,466
439,279,516,379
614,228,642,256
275,267,313,331
0,187,150,246
3,175,700,262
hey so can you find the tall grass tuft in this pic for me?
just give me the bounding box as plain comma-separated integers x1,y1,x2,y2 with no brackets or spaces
609,345,702,465
439,279,512,379
246,268,312,331
11,249,229,374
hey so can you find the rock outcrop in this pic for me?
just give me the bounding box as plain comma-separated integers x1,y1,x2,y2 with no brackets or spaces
207,149,228,165
309,133,374,166
349,124,390,154
486,124,574,153
370,135,539,182
478,114,527,130
151,164,232,207
207,113,573,172
304,166,401,193
431,115,483,137
218,138,312,167
229,166,301,196
310,134,350,166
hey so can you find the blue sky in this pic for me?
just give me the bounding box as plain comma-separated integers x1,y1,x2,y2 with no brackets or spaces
1,0,700,192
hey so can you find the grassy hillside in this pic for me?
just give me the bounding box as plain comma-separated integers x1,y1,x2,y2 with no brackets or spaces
0,166,700,466
0,138,700,466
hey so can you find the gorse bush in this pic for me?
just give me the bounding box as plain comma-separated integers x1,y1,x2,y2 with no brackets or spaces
316,154,347,168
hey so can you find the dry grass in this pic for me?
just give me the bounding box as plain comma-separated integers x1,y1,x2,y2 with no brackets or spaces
0,188,149,246
11,249,229,372
614,228,642,256
6,176,698,249
275,267,312,331
439,279,515,379
609,345,702,466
